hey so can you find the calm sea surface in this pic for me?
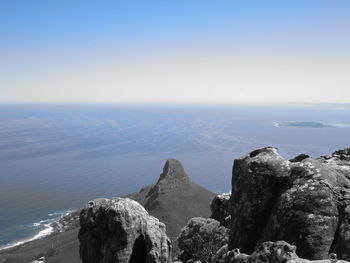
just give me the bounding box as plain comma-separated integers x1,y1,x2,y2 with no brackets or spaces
1,103,350,247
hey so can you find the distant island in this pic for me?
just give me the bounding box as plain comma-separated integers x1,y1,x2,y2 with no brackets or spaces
274,121,333,128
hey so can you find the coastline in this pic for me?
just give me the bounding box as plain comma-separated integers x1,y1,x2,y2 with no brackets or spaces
0,209,75,251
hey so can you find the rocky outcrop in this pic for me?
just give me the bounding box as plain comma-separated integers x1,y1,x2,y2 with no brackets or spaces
79,197,172,263
210,192,231,227
51,209,81,232
177,217,229,263
31,257,45,263
225,241,350,263
128,159,216,239
228,146,350,260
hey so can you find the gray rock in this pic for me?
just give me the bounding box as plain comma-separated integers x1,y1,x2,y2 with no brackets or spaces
289,153,310,162
79,197,172,263
225,241,350,263
31,257,45,263
210,192,231,227
228,147,350,260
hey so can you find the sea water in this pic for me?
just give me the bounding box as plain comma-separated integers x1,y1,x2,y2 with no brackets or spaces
0,103,349,247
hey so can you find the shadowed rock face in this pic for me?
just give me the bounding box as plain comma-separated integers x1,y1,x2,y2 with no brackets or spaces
228,147,350,260
78,197,172,263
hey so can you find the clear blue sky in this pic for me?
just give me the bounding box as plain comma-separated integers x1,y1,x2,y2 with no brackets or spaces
1,1,350,103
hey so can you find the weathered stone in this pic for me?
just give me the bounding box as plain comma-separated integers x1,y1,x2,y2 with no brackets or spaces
225,241,350,263
79,197,172,263
177,217,229,263
289,153,310,163
229,147,292,254
210,192,231,227
228,147,350,260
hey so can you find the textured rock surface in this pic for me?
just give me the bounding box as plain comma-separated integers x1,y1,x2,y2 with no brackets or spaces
225,241,350,263
31,257,45,263
228,146,350,260
79,197,172,263
128,159,216,239
210,192,231,227
177,217,229,263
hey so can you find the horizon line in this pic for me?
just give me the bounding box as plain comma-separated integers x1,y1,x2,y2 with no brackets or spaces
0,101,349,106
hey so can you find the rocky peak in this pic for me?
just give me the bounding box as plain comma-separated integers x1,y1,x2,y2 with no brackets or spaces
148,159,191,199
127,159,215,239
158,159,190,183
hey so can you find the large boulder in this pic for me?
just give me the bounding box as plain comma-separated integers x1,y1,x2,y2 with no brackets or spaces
225,241,350,263
177,217,229,263
79,197,172,263
228,147,350,260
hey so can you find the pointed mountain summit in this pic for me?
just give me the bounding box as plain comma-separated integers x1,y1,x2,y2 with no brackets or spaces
158,159,189,182
127,159,216,239
148,159,191,198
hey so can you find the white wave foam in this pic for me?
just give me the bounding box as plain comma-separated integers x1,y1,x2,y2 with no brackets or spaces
0,225,54,251
0,209,72,251
48,210,72,217
32,218,54,227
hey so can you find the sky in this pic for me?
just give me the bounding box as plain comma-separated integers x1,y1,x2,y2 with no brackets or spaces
1,0,350,103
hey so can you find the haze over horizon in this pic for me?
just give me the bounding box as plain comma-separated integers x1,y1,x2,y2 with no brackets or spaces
1,0,350,103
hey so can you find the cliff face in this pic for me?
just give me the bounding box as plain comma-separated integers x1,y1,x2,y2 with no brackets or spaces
228,147,350,260
78,197,172,263
128,159,216,239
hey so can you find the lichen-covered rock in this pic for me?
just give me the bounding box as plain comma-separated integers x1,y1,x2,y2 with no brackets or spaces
210,192,231,227
225,241,350,263
228,147,350,261
79,197,172,263
177,217,229,263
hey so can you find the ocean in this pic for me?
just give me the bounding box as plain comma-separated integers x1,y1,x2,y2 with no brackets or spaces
0,103,349,248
